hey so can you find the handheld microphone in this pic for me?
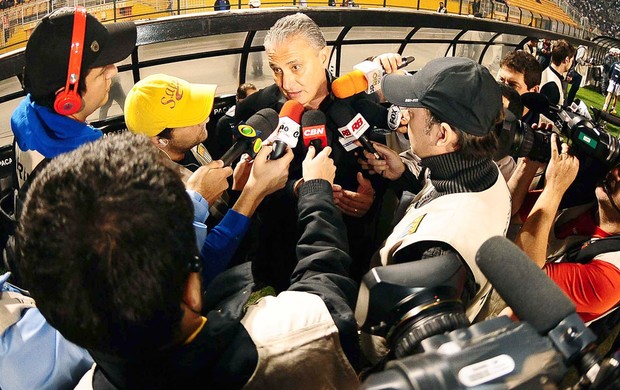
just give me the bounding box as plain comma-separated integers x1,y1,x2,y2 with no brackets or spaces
221,108,279,166
332,56,415,99
301,110,327,153
353,99,394,131
327,100,381,159
270,100,305,160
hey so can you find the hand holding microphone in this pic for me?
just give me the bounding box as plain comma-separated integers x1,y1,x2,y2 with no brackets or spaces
186,160,233,206
332,55,415,99
270,100,304,160
303,146,336,185
221,108,279,166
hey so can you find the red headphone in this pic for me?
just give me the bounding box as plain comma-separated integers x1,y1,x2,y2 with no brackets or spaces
54,6,87,116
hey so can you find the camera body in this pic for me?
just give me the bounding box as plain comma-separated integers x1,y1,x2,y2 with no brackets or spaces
497,93,620,167
362,316,567,390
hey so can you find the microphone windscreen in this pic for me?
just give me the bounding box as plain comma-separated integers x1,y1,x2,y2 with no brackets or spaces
247,108,279,140
476,236,576,334
332,70,368,99
279,100,305,123
326,100,357,128
596,109,620,127
521,92,551,113
301,109,326,128
354,99,389,129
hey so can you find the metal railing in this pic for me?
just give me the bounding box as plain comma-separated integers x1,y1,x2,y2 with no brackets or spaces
0,0,590,53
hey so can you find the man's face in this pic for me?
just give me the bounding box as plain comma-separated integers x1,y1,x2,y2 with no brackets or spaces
407,107,442,159
169,118,209,153
81,64,117,118
267,35,329,109
497,66,532,95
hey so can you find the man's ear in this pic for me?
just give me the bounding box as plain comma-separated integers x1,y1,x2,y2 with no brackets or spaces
319,46,329,67
436,122,459,152
182,272,202,314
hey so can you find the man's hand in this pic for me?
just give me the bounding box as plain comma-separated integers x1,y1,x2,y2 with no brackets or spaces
359,141,406,180
333,172,374,218
232,154,252,191
373,53,406,74
545,133,579,194
186,160,233,205
303,146,336,184
396,108,410,134
245,145,293,198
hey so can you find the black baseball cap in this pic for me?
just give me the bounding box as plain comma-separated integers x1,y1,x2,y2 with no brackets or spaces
382,57,502,136
24,7,137,98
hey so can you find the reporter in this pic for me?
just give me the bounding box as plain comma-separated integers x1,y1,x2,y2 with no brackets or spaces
516,134,620,323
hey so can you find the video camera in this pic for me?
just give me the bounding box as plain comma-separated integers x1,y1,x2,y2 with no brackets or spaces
496,93,620,168
357,237,620,389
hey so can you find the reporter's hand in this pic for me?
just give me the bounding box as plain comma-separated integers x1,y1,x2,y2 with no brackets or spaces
303,146,336,184
396,108,410,134
360,141,405,180
245,145,293,198
333,172,374,217
186,160,233,205
545,133,579,194
373,53,405,74
232,154,252,191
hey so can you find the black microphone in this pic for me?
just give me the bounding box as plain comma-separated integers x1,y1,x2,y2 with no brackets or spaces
327,100,381,159
353,99,389,130
475,236,575,334
301,110,327,153
221,108,279,166
593,107,620,127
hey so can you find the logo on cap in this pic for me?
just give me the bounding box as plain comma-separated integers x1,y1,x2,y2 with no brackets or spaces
404,98,419,103
161,79,184,109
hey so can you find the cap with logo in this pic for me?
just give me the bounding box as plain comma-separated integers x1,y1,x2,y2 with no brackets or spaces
24,7,137,99
381,57,502,136
124,74,218,137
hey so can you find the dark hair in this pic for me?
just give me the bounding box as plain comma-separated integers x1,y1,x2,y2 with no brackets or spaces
27,66,89,110
17,132,196,356
427,108,500,160
551,40,576,66
236,82,257,101
499,50,542,90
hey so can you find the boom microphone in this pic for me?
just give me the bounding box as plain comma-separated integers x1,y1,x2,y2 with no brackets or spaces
332,56,415,99
270,100,305,160
593,107,620,127
221,108,279,166
327,100,381,159
475,236,575,334
301,110,327,153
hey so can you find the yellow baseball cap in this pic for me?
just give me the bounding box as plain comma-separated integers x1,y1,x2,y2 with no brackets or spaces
124,74,217,137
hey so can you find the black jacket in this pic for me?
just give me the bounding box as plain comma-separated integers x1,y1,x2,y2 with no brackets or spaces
88,180,359,389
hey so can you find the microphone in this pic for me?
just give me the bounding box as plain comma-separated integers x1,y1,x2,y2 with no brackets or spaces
353,99,396,131
270,100,305,160
327,100,381,159
221,108,279,166
476,236,600,378
593,107,620,127
332,56,415,99
353,99,388,129
475,236,575,334
301,110,327,153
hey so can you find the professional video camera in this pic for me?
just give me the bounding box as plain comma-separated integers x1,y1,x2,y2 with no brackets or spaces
358,237,620,389
496,93,620,168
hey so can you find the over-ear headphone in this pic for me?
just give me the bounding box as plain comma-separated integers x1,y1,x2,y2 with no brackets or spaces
54,6,87,116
